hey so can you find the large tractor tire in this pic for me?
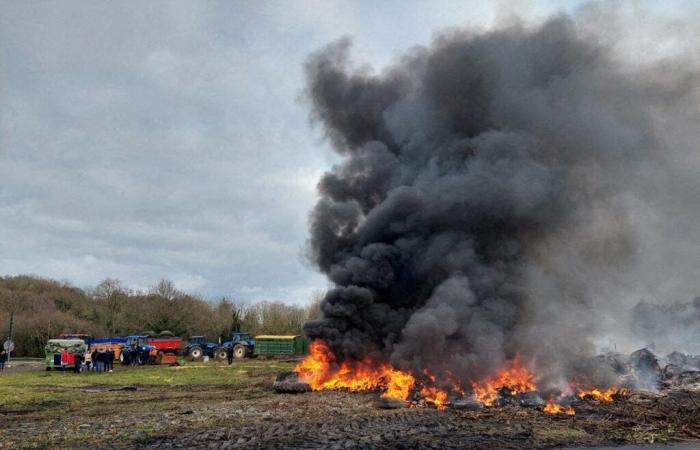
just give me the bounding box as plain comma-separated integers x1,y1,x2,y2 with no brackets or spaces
233,344,247,359
214,348,228,361
273,371,311,393
188,346,203,360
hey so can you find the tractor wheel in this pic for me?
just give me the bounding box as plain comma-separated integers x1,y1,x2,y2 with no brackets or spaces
273,371,311,393
214,348,228,361
189,346,203,360
233,345,247,359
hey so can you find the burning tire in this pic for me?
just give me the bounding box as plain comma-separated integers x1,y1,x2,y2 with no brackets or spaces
273,371,311,393
214,348,228,360
233,344,247,359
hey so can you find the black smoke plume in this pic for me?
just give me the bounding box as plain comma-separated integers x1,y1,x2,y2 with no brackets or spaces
302,13,699,389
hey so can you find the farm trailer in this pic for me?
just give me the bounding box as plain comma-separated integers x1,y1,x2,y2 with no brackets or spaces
147,337,182,364
253,335,308,357
89,337,127,361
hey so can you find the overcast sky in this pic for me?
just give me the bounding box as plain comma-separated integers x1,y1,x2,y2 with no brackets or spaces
2,0,686,303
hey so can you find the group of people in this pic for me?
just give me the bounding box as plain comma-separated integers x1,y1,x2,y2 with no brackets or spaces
0,350,7,371
120,347,150,366
66,348,115,373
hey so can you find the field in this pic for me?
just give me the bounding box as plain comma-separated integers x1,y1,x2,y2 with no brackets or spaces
1,360,699,450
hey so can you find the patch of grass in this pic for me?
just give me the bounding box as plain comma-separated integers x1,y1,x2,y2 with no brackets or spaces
0,360,295,407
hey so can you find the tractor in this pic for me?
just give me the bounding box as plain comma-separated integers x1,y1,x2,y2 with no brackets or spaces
119,335,155,365
223,332,255,359
184,336,227,361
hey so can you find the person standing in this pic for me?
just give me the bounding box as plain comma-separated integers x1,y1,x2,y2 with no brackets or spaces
0,350,7,372
226,345,234,366
74,353,83,374
91,349,98,372
96,351,104,373
83,350,92,372
106,349,114,372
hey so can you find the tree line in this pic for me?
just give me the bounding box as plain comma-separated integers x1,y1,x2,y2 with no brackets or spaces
0,275,323,357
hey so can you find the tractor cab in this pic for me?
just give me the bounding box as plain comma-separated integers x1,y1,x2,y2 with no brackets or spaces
188,336,207,346
230,332,253,344
126,335,153,350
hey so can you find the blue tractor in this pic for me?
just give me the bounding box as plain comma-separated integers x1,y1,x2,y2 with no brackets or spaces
184,336,227,361
119,335,155,365
223,332,255,359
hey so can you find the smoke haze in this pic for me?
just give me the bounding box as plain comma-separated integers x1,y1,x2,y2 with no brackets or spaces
303,7,700,389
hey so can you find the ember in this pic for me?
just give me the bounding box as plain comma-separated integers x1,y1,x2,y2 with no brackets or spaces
576,386,628,402
543,401,575,415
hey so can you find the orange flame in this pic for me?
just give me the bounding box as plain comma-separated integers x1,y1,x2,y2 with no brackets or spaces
297,341,628,409
471,357,537,406
420,385,449,409
295,340,415,400
576,386,628,402
544,401,575,415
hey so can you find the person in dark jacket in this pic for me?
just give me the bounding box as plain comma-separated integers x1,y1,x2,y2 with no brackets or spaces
97,351,105,373
91,350,98,372
74,353,83,373
106,350,114,372
226,345,234,365
0,350,7,371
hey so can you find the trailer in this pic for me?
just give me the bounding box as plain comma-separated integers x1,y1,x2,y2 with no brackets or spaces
89,337,127,361
45,339,87,371
147,337,182,364
253,335,308,357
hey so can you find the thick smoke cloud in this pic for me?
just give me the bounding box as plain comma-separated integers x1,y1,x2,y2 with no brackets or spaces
303,14,699,387
631,298,700,355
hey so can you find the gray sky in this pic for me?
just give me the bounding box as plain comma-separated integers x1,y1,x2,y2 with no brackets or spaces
1,0,686,303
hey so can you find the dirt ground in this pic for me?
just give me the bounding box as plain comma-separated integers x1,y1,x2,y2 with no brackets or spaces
1,359,699,449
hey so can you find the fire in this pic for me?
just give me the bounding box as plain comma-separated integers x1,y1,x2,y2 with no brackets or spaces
471,357,537,406
420,385,449,410
384,367,416,400
544,401,575,415
295,340,415,400
576,386,628,402
296,341,628,410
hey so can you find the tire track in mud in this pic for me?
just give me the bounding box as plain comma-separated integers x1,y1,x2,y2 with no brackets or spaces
144,408,532,450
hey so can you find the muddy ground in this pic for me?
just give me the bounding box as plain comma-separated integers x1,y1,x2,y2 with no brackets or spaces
0,360,699,449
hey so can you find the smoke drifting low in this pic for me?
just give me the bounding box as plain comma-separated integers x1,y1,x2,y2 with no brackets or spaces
303,12,700,388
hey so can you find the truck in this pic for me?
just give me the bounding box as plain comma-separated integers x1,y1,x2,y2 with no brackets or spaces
45,339,87,371
147,336,182,364
254,335,309,357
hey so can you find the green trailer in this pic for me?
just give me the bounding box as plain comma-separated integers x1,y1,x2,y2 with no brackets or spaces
45,339,87,370
253,335,308,356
